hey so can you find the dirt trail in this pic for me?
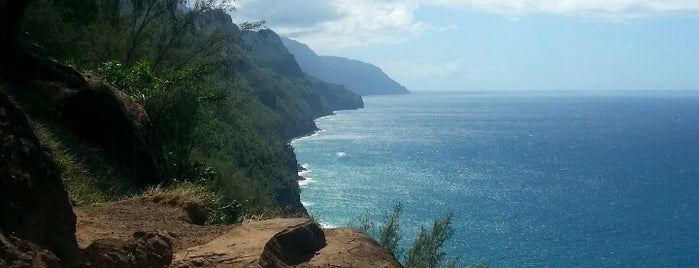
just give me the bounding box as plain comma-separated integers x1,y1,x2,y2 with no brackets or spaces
74,200,401,268
74,200,231,252
172,218,310,267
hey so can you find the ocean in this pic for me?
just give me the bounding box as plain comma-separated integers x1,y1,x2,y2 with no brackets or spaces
290,91,699,267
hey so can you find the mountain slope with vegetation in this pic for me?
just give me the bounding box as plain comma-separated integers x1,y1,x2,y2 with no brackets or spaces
0,0,362,265
0,0,469,267
281,37,410,95
5,0,362,218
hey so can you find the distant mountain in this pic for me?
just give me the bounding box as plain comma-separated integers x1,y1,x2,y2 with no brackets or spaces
281,37,409,96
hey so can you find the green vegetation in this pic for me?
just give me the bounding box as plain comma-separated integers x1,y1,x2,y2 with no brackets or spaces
2,1,486,266
379,203,404,258
404,212,457,268
352,204,487,268
31,121,120,205
0,0,361,223
137,181,242,225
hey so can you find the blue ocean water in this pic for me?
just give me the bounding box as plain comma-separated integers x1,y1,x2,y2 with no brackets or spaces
291,92,699,267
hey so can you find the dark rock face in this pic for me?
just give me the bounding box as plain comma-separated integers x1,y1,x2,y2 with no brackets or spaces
82,231,174,268
0,92,79,266
259,221,326,268
58,78,166,186
26,73,166,186
0,232,63,268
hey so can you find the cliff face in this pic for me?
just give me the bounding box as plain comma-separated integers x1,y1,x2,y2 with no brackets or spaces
281,37,409,96
242,29,306,79
0,91,79,267
1,5,392,267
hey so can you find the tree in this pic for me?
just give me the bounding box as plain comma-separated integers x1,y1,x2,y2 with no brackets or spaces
404,212,455,268
0,0,31,54
379,202,404,258
0,0,36,76
0,0,85,87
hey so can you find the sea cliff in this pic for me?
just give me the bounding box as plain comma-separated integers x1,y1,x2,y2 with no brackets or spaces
0,2,399,267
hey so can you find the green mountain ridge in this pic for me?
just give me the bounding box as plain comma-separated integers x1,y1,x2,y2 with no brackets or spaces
281,37,410,96
237,27,364,138
2,1,363,219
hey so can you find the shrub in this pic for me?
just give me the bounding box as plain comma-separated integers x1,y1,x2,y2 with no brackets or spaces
137,181,243,225
355,204,486,268
404,212,455,268
379,203,404,258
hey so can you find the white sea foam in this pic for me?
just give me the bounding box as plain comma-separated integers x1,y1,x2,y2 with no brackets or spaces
336,151,347,158
298,163,311,177
319,222,338,229
298,177,315,187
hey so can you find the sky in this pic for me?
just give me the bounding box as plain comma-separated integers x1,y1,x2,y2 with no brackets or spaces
233,0,699,92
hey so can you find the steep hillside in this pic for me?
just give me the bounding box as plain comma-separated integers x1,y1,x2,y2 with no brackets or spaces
237,28,364,139
7,2,363,219
282,37,409,95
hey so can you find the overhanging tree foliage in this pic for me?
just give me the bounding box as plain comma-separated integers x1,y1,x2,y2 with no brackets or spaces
0,0,85,87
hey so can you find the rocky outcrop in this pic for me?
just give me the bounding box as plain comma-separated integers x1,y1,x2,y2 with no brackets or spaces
17,74,167,186
303,228,403,268
82,231,174,268
173,218,401,268
58,77,167,186
258,221,326,267
0,91,79,266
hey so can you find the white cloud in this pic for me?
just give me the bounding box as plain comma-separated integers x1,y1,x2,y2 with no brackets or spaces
234,0,338,27
426,0,699,17
233,0,699,50
235,0,429,50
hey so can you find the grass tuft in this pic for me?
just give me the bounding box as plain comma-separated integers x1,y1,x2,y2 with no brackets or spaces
136,181,243,225
31,122,123,205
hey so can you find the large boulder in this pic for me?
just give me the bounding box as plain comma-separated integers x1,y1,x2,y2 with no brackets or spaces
31,75,167,186
258,221,326,267
301,228,403,268
0,92,79,266
81,231,174,268
172,218,402,268
59,77,167,186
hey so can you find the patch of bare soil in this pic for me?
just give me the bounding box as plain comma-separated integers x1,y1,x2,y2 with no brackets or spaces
75,200,401,268
74,199,231,252
172,218,311,267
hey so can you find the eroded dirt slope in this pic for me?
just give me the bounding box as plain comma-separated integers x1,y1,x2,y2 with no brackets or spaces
75,200,400,268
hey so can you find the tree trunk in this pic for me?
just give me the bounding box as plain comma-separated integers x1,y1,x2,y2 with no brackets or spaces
0,0,86,88
0,0,32,58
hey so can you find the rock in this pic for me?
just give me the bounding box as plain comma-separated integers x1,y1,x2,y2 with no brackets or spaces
172,218,311,267
59,77,167,186
172,218,402,268
183,201,209,225
300,228,402,268
258,221,326,267
0,232,62,268
31,75,167,186
82,231,174,268
0,91,79,266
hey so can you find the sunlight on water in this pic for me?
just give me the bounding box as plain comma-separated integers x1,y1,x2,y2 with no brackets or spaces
292,92,699,266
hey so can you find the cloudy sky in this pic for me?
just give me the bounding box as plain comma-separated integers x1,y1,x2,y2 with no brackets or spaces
233,0,699,91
